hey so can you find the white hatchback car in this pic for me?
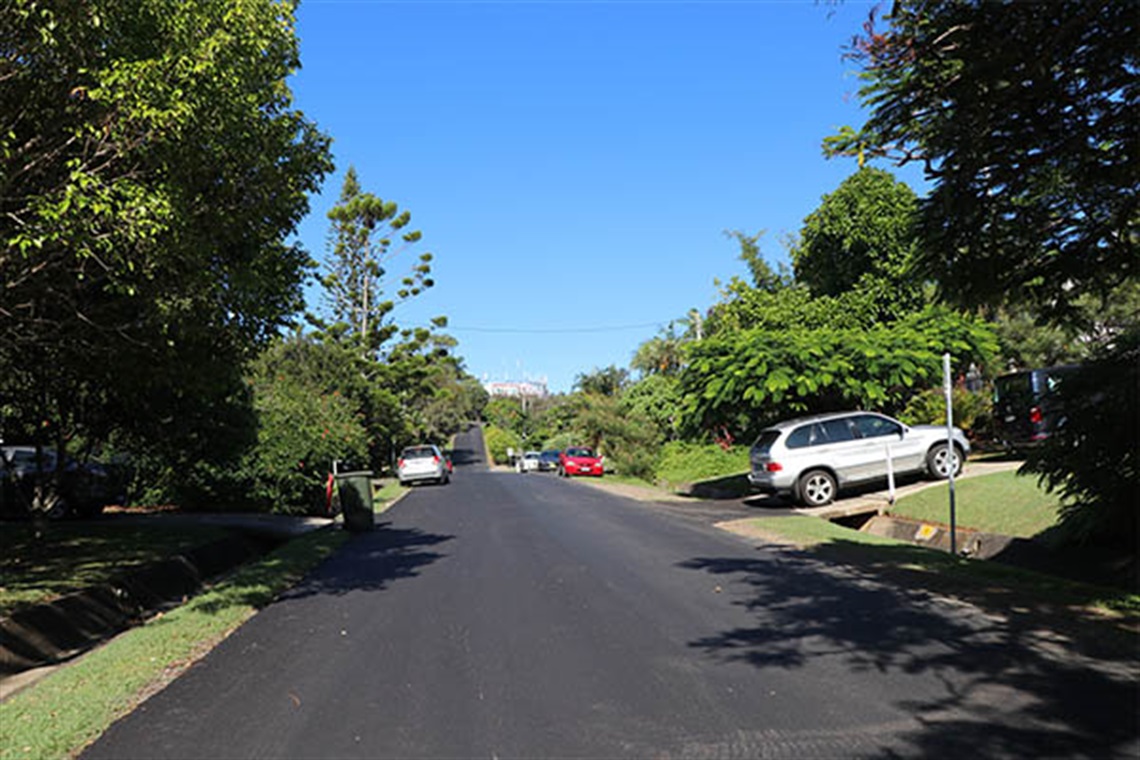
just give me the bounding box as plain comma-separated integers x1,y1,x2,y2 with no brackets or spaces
748,411,969,507
397,445,450,486
516,451,541,473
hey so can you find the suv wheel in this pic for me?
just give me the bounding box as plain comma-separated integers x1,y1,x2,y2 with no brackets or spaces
926,443,962,479
798,469,836,507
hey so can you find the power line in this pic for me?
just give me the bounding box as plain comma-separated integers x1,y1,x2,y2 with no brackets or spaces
432,321,670,335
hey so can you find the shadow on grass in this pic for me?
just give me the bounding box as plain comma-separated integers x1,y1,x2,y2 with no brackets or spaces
679,540,1139,758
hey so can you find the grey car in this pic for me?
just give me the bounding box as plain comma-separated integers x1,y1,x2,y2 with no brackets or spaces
748,411,969,507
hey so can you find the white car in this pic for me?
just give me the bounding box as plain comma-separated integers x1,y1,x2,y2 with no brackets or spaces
516,451,541,473
397,445,450,486
748,411,969,507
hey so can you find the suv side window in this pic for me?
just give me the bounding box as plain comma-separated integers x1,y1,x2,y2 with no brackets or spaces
785,425,813,449
852,415,902,439
819,418,855,443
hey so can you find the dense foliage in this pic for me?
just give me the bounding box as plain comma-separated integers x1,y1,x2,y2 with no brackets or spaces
792,167,922,317
828,0,1138,317
682,305,997,441
1,0,332,511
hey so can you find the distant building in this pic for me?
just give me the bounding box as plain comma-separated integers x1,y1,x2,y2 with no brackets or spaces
485,380,549,398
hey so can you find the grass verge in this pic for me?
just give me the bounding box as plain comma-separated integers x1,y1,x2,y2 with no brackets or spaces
890,470,1060,537
0,523,232,617
372,479,408,513
729,516,1140,622
0,527,349,760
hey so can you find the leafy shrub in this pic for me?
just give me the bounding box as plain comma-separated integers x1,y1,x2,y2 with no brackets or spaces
654,440,751,487
482,425,521,465
899,385,992,438
238,338,370,514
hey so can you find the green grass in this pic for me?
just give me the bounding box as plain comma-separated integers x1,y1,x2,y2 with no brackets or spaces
372,478,408,512
0,523,232,617
0,527,349,760
891,470,1061,537
735,516,1140,620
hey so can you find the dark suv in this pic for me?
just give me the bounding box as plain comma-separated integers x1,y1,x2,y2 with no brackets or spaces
992,365,1079,450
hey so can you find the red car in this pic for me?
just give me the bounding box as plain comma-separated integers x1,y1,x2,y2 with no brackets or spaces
558,446,604,477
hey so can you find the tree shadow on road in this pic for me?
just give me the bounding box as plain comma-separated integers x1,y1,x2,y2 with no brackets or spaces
679,543,1139,758
248,523,454,608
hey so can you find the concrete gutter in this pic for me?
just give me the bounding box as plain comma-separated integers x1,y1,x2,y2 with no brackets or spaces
1,513,334,698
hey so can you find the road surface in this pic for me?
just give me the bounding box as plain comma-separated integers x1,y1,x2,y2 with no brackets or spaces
83,427,1138,758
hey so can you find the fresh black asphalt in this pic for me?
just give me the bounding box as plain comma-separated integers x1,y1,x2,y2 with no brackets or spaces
83,427,1138,758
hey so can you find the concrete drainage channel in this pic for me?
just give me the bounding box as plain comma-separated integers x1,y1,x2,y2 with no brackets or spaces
831,511,1017,560
0,529,287,691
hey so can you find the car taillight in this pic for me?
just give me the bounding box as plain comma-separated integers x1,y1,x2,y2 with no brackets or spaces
397,459,405,469
1029,406,1043,424
433,455,440,464
767,462,783,472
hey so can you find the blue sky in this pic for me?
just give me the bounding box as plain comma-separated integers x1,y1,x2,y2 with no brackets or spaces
289,0,904,393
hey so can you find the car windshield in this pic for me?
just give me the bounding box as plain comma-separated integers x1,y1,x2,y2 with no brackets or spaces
565,447,595,458
524,452,540,460
402,447,437,459
540,451,560,460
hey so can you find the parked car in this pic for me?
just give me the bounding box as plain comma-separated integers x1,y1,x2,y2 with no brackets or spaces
0,445,121,519
748,411,969,507
558,446,604,478
992,364,1079,450
516,451,541,473
537,450,561,472
397,444,450,486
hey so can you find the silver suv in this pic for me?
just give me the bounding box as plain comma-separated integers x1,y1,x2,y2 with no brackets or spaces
748,411,969,507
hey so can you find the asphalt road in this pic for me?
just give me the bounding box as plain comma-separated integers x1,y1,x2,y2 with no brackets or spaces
84,427,1138,759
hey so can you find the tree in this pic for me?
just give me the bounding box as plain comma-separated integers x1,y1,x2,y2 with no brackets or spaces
725,230,792,293
620,374,683,442
1,0,332,509
631,323,689,378
574,366,629,397
313,166,434,356
829,0,1139,550
827,0,1138,316
243,334,371,514
791,167,923,317
680,305,997,441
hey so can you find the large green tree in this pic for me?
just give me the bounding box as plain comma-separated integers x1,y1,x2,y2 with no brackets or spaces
826,0,1138,314
1,0,332,508
681,305,997,440
791,167,923,317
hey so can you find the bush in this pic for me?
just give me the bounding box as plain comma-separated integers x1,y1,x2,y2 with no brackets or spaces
483,425,521,465
654,440,751,487
899,385,992,439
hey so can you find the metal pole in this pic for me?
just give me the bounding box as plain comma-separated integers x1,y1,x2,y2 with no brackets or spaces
943,353,957,556
885,442,896,511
